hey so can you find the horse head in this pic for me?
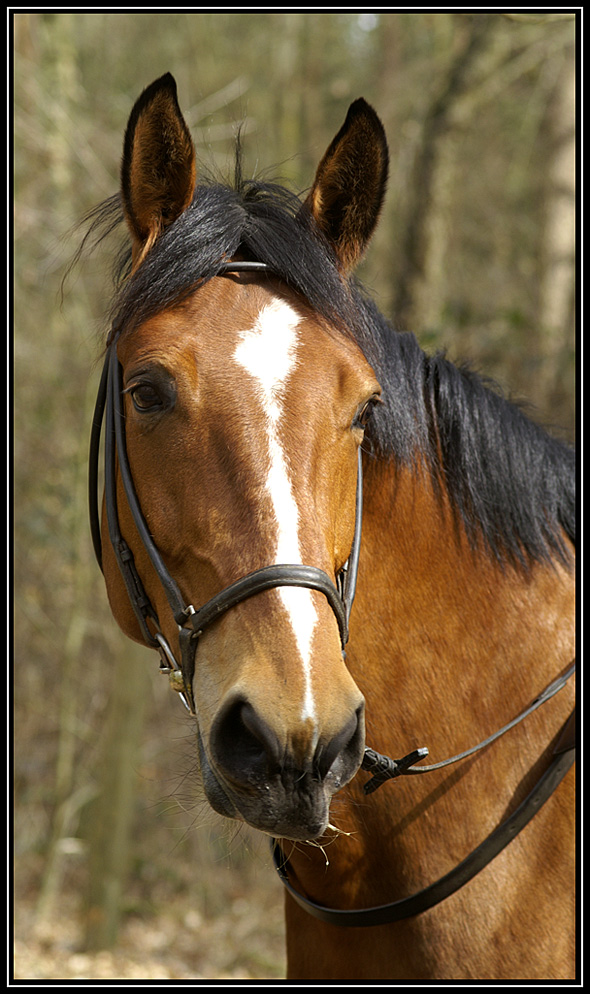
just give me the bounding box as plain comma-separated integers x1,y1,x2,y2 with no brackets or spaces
99,74,387,840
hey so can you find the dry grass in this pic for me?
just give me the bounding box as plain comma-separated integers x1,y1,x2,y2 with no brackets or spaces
14,831,287,981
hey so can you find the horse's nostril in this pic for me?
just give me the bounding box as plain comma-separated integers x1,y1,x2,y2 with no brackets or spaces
210,695,365,792
315,705,364,779
239,701,282,770
211,698,281,781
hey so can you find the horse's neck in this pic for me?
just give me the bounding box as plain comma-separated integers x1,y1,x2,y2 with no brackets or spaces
288,457,574,911
353,458,575,738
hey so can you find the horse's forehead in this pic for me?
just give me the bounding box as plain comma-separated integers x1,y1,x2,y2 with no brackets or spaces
119,279,367,387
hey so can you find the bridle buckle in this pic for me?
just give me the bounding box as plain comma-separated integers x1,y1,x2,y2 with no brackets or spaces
155,632,194,713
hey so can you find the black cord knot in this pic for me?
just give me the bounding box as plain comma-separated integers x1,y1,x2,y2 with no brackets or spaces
361,746,429,794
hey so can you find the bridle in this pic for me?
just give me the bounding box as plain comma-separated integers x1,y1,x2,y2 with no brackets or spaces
89,257,575,927
89,260,363,714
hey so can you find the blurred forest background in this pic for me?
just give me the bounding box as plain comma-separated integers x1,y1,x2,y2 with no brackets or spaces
13,11,576,981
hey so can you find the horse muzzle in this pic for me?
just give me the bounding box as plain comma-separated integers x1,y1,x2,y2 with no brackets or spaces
197,696,366,840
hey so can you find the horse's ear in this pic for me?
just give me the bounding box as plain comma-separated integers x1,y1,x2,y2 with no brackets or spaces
121,73,196,268
303,99,388,273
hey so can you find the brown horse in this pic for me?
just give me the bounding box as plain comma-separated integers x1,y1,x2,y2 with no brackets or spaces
88,74,575,980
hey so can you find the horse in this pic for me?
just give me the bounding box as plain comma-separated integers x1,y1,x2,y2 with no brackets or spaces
87,73,575,980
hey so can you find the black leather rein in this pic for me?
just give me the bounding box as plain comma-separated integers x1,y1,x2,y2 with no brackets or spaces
273,711,575,927
273,674,575,927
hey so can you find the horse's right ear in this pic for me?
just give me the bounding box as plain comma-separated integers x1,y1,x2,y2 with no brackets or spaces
303,99,388,273
121,73,196,269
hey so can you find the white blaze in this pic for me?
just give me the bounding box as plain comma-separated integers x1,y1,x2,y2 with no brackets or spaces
234,299,318,720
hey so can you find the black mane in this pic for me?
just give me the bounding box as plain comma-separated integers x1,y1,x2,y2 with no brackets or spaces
82,176,575,573
104,179,359,339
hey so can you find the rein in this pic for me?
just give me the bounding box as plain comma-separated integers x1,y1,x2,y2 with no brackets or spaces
273,708,575,926
273,667,574,927
360,660,576,792
89,257,575,929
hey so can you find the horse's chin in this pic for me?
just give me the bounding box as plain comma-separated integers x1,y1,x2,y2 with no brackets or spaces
197,730,336,841
197,732,238,819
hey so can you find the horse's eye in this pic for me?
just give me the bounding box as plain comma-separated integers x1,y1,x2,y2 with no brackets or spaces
357,402,373,428
354,395,381,430
129,383,164,413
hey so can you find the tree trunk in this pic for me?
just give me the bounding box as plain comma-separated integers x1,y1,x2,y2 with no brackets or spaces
392,15,494,333
536,53,576,429
83,647,150,950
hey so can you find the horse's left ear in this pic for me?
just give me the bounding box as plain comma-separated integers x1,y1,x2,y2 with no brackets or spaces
121,73,196,268
303,99,389,273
